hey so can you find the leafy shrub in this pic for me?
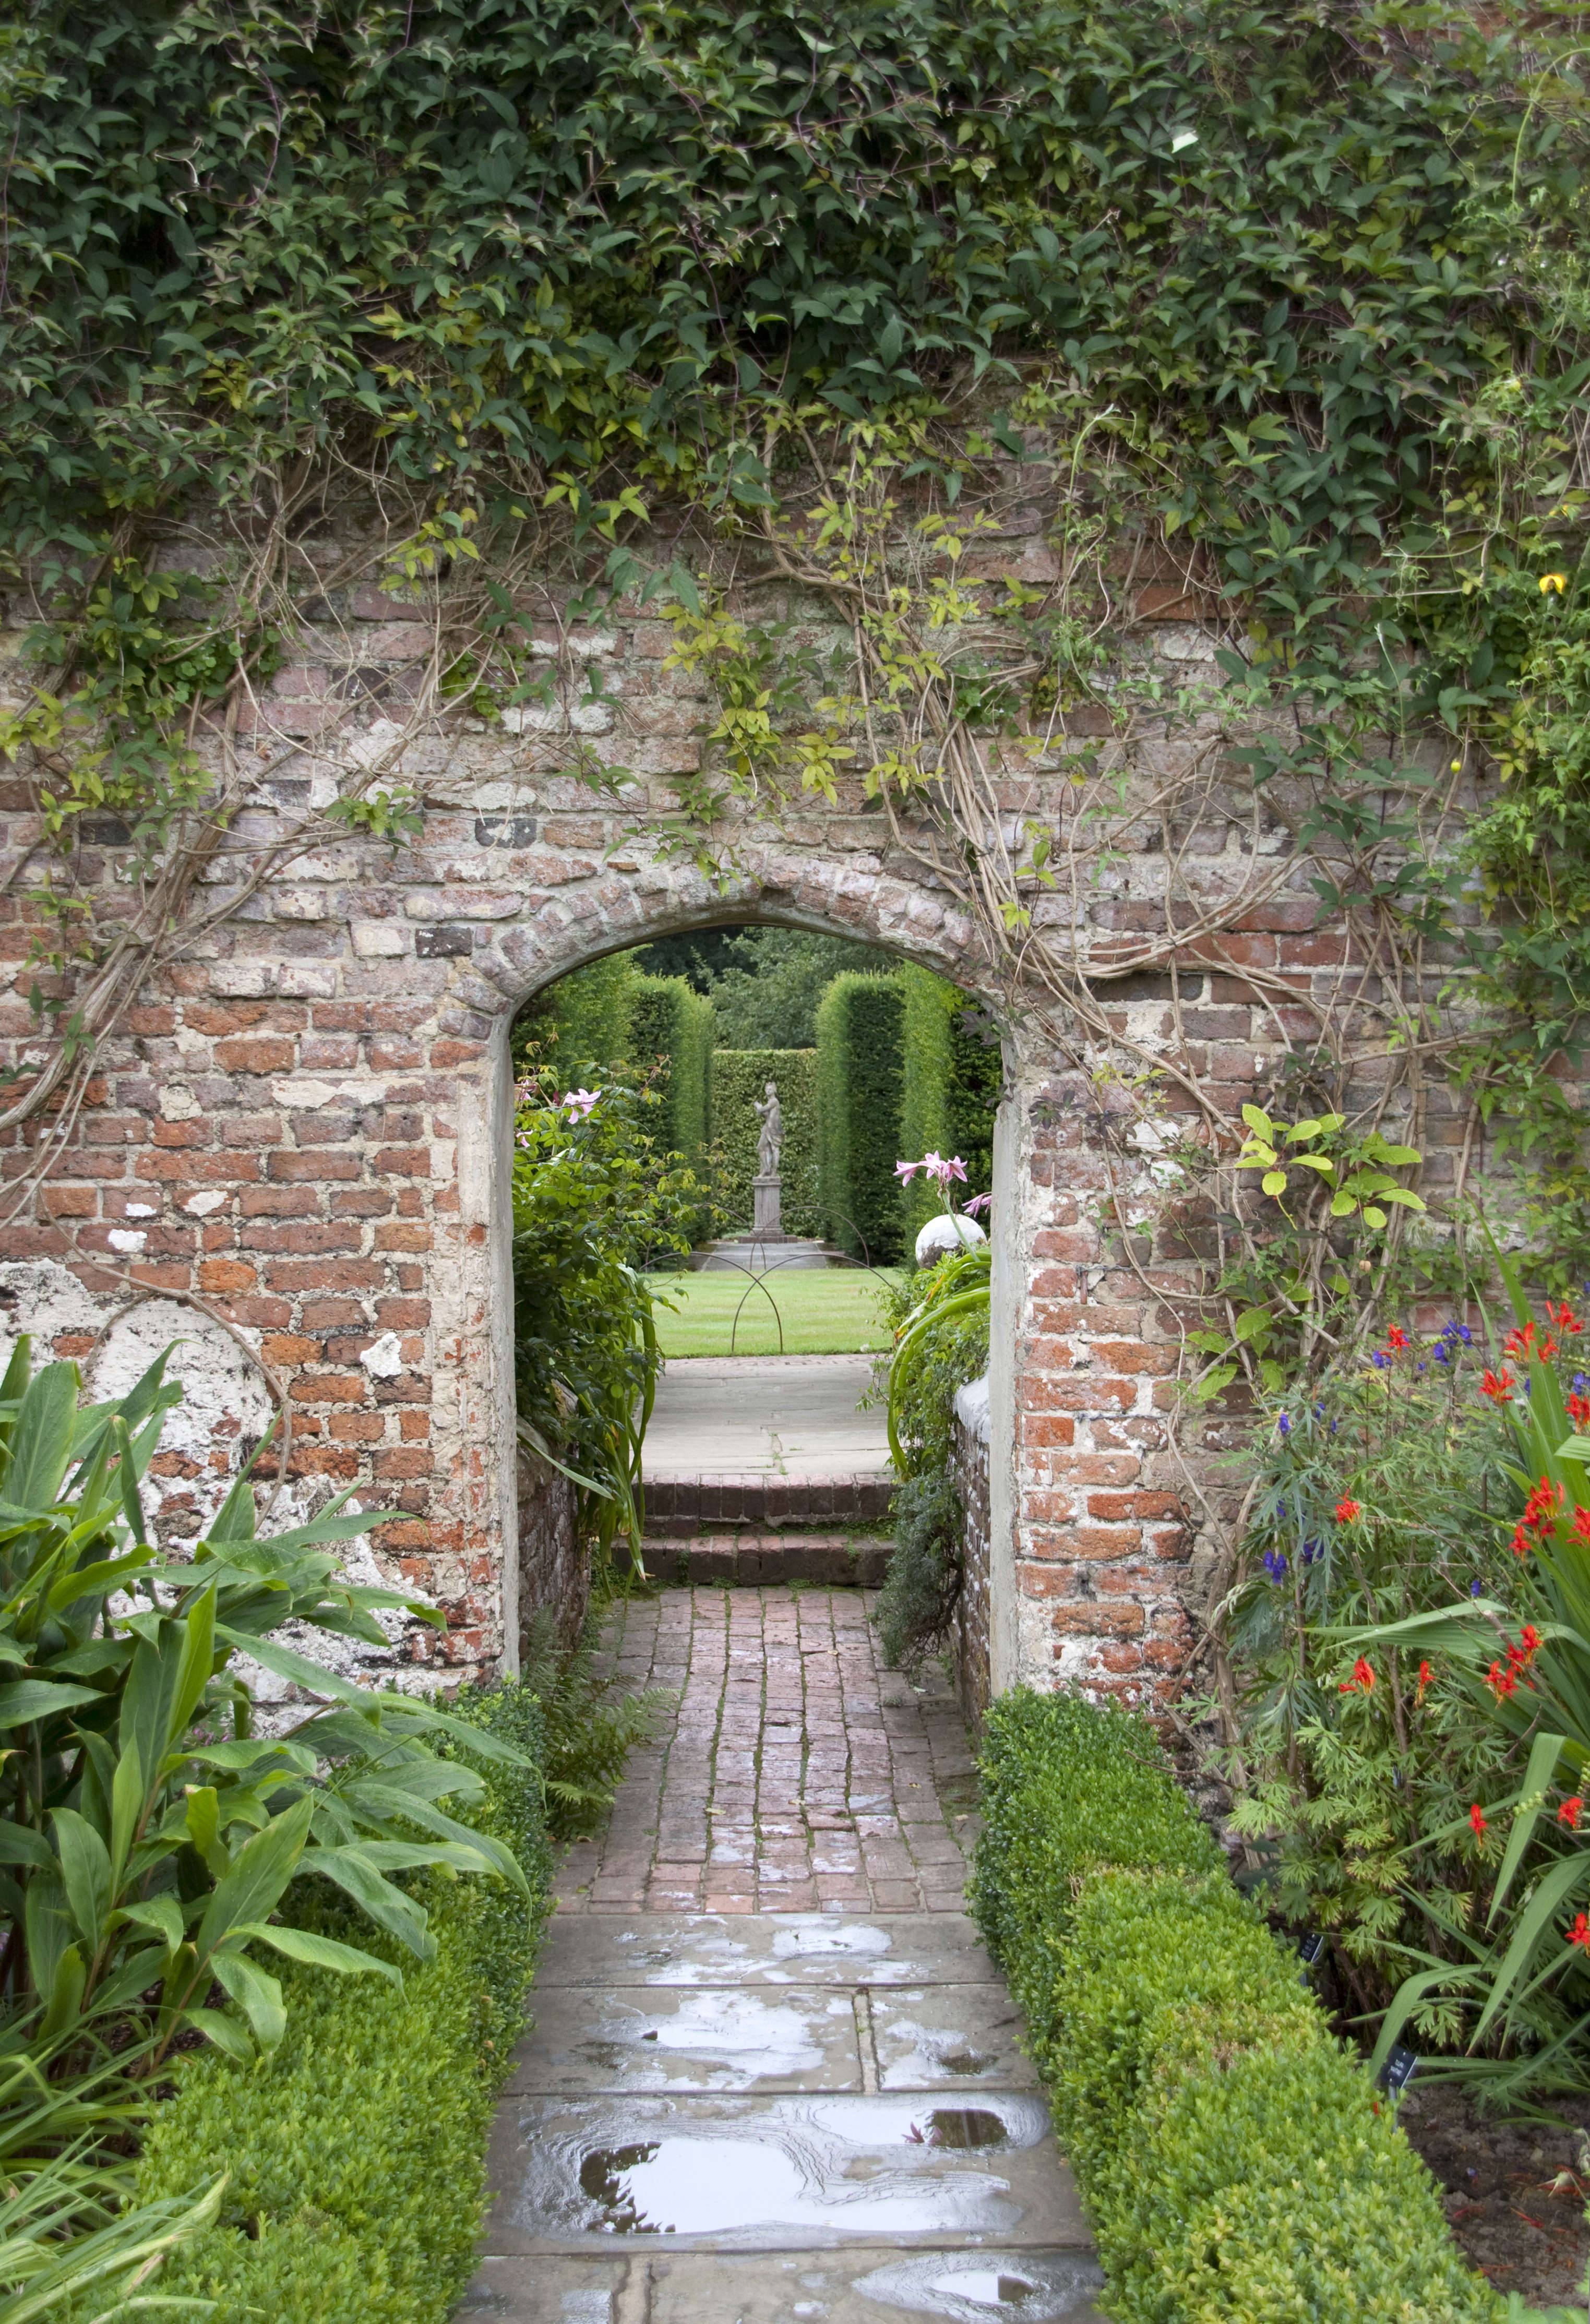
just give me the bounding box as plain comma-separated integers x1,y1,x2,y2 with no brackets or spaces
704,929,884,1049
816,973,905,1260
969,1690,1504,2324
127,1679,551,2324
709,1046,822,1236
874,1244,990,1670
0,1338,526,2080
511,1071,709,1564
520,1608,671,1839
874,1470,962,1675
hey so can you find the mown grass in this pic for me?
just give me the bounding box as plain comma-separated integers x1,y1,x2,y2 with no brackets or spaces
647,1265,902,1356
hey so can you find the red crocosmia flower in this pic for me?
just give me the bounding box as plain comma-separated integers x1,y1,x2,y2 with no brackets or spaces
1471,1803,1488,1839
1521,1625,1541,1657
1559,1798,1583,1830
1487,1660,1519,1700
1416,1659,1433,1705
1575,1507,1590,1544
1570,1393,1590,1429
1568,1912,1590,1952
1548,1300,1584,1336
1386,1326,1409,1352
1338,1656,1376,1695
1481,1369,1516,1404
1335,1497,1361,1523
1524,1479,1564,1528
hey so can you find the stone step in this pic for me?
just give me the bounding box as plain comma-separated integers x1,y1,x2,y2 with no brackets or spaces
641,1531,892,1586
642,1472,893,1534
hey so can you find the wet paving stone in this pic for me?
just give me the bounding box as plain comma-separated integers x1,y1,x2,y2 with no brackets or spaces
533,1911,1002,1991
506,1983,866,2095
467,1589,1097,2320
463,2248,1107,2322
485,2091,1081,2251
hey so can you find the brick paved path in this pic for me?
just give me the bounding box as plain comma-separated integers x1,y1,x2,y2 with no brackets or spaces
553,1587,979,1918
467,1586,1103,2322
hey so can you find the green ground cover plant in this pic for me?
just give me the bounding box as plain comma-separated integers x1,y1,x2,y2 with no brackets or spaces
125,1678,552,2324
647,1268,897,1358
969,1689,1510,2324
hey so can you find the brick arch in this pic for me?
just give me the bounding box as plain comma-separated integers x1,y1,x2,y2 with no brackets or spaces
455,843,1026,1692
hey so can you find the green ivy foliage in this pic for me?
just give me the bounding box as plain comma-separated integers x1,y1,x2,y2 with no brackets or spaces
3,0,1588,1224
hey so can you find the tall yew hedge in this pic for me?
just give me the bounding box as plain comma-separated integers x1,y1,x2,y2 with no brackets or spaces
816,974,906,1262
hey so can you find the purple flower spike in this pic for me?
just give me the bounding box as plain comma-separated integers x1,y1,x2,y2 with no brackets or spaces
1278,1412,1291,1436
1262,1547,1288,1584
1471,1578,1484,1598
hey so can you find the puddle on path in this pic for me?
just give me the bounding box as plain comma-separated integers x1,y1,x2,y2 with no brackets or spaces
505,2094,1054,2246
854,2251,1107,2321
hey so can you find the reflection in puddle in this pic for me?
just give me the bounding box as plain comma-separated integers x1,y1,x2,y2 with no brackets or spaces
574,2131,1010,2238
516,2094,1049,2244
772,1923,893,1963
854,2252,1107,2320
917,2109,1008,2151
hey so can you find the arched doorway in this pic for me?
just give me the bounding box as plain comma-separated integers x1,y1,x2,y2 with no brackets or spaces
479,876,1024,1712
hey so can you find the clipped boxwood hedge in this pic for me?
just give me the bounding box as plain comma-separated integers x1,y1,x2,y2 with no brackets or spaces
969,1690,1504,2324
128,1680,553,2324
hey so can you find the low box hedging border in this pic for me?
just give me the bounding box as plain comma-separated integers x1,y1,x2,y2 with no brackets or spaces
968,1690,1505,2324
124,1679,553,2324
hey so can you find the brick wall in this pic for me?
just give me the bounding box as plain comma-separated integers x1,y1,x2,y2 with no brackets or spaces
0,554,1498,1706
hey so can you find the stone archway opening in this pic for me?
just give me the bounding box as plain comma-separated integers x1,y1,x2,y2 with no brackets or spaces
497,905,1019,1718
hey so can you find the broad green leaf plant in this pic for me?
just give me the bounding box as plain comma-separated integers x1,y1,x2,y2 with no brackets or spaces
0,1337,531,2076
1340,1255,1590,2098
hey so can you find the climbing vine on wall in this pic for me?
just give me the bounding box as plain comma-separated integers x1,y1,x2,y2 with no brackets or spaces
1,0,1587,1280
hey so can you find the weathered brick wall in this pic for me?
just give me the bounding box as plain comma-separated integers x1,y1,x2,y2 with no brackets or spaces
0,549,1492,1706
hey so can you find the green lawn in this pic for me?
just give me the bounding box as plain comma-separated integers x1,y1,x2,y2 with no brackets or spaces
647,1266,903,1357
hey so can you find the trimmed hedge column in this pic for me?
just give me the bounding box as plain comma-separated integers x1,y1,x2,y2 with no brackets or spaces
969,1691,1504,2324
816,972,905,1261
629,972,713,1159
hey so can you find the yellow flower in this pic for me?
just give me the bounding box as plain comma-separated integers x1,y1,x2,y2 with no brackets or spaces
1540,572,1568,594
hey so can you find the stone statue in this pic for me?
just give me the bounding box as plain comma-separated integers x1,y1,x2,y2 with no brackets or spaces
754,1080,783,1178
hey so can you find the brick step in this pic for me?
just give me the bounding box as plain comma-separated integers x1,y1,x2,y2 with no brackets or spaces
642,1472,893,1534
641,1531,894,1587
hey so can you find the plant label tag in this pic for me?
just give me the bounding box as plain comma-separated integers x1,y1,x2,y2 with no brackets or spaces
1378,2044,1418,2096
1297,1931,1327,1968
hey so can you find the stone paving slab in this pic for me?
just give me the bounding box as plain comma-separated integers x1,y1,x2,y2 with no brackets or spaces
506,1983,866,2095
868,1985,1039,2092
533,1913,1001,1992
462,2248,1107,2322
643,1357,889,1479
483,2091,1082,2253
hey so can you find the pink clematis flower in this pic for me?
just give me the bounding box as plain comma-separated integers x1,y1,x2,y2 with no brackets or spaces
562,1088,602,1119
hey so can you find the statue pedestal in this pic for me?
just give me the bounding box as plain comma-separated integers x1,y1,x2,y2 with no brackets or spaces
751,1173,783,1238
